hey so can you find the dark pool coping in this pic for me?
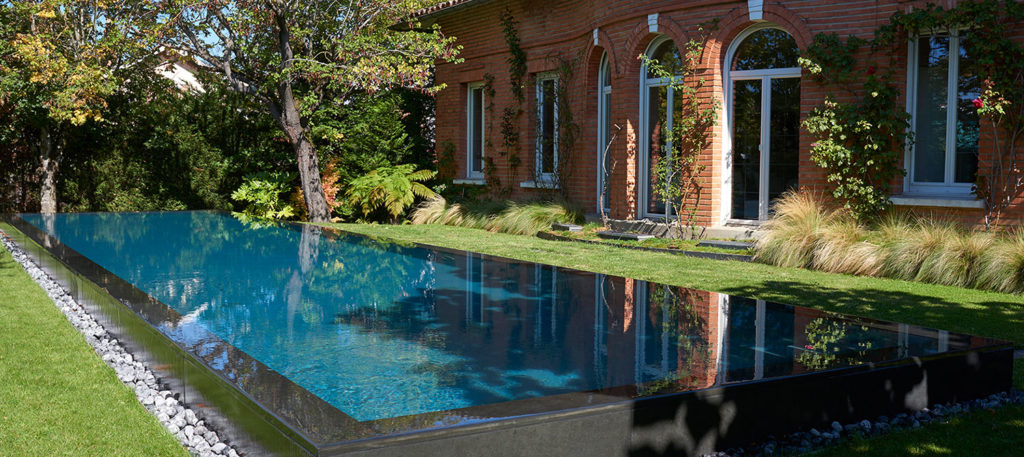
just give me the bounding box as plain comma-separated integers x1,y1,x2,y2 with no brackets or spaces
2,212,1015,457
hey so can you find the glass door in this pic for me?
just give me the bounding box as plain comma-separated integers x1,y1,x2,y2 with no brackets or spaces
727,27,802,222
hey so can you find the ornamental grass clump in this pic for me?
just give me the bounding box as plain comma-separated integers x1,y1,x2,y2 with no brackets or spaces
978,229,1024,294
410,197,582,236
916,228,993,289
811,217,880,276
754,192,833,268
755,191,1024,294
880,218,957,281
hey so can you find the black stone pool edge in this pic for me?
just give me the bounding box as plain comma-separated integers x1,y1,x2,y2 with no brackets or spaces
1,213,1015,457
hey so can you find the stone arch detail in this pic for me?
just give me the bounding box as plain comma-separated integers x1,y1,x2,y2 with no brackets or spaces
621,16,689,77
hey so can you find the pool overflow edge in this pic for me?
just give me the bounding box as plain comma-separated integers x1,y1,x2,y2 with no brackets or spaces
0,213,1015,457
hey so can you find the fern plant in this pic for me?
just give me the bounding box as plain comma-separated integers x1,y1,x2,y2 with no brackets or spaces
231,172,297,220
343,164,437,222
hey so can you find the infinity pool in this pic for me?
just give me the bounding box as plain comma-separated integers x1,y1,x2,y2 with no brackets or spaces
8,211,1011,456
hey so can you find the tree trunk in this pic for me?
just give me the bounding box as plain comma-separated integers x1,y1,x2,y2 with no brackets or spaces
39,125,58,214
273,14,330,223
290,128,331,223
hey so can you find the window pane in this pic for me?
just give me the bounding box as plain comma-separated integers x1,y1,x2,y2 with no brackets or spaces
601,59,611,89
731,79,762,220
768,78,800,206
913,35,950,183
647,85,669,215
955,33,980,184
470,88,483,173
647,40,683,78
732,28,800,71
541,79,556,174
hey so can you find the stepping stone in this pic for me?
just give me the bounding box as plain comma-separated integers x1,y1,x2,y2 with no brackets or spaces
697,240,753,251
551,223,583,232
597,231,654,241
1015,350,1023,360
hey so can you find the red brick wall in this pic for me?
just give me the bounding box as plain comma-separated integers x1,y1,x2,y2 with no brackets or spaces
431,0,1024,228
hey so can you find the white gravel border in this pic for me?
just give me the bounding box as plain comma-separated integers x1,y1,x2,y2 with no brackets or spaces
1,231,241,457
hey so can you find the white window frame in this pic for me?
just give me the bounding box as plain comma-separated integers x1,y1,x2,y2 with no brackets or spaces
466,82,486,180
904,30,976,196
639,35,686,220
535,73,560,184
597,54,612,212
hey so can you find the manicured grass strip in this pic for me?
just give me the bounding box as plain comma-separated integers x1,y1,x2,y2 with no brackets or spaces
322,223,1024,346
0,242,188,457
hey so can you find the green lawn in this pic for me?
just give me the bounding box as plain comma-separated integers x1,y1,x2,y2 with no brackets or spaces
323,222,1024,456
0,243,187,457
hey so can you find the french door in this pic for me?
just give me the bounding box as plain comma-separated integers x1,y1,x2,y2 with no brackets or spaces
729,72,801,221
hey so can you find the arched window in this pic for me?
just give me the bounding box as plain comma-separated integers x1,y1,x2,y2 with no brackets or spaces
597,53,612,211
725,25,801,222
731,28,800,71
641,37,684,217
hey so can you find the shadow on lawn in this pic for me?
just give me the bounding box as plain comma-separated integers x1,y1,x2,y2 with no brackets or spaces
716,280,1024,346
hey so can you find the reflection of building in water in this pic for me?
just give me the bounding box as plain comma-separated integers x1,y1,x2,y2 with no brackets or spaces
721,298,960,382
446,253,723,395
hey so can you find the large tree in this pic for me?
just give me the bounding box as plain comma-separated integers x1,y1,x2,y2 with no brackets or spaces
165,0,460,222
0,0,161,213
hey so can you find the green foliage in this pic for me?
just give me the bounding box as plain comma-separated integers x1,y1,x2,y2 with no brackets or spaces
796,318,872,371
410,197,582,236
165,0,462,220
799,33,910,220
756,192,1024,294
639,24,719,235
231,172,297,220
311,91,417,186
342,165,437,222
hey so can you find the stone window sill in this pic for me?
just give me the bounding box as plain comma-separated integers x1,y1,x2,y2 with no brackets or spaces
519,180,559,189
452,178,486,185
890,195,985,209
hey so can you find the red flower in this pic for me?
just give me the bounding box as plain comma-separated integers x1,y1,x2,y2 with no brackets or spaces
973,98,984,109
867,66,876,75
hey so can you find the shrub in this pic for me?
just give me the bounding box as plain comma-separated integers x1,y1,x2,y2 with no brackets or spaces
411,197,582,236
341,164,436,223
230,172,297,220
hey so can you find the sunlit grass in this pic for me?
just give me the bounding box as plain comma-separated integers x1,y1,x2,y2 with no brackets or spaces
0,237,186,457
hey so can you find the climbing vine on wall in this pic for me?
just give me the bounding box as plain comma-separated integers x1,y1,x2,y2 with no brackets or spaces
799,33,910,220
551,54,581,199
639,23,719,235
490,8,528,197
875,0,1024,228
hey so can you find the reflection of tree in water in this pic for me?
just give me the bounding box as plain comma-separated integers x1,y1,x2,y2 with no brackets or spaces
638,285,713,395
796,318,872,371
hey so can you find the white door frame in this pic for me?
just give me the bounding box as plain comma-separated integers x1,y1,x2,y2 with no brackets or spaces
720,24,801,224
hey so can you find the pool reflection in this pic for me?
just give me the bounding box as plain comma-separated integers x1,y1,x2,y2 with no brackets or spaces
19,211,981,425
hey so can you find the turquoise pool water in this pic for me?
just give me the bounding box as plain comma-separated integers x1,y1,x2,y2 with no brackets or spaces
20,211,959,422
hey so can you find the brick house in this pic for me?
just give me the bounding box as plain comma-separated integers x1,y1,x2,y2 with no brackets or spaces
418,0,1024,228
